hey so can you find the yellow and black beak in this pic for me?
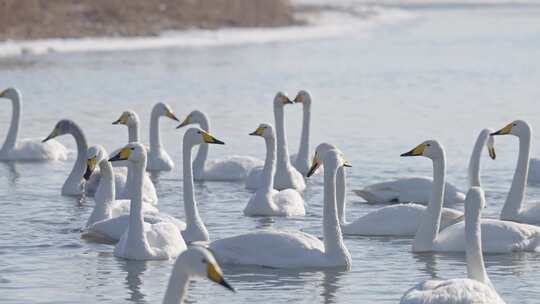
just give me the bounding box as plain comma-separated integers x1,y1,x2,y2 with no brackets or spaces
42,128,58,143
109,147,131,162
176,116,191,129
84,157,97,180
166,111,180,122
249,126,265,137
343,160,352,168
307,155,321,178
207,262,235,293
488,146,496,160
112,114,128,125
202,131,225,145
284,96,294,104
293,95,303,103
401,143,426,157
0,90,6,98
490,123,513,136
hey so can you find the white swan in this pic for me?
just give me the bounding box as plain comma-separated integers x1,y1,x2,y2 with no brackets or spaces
353,129,496,205
210,149,351,269
0,87,67,161
84,145,128,198
176,110,262,181
147,102,179,171
163,247,235,304
403,140,540,253
290,90,312,176
112,110,158,205
109,143,186,260
179,127,226,243
245,92,306,191
307,143,463,236
400,187,505,304
243,123,305,217
83,145,156,228
491,120,540,224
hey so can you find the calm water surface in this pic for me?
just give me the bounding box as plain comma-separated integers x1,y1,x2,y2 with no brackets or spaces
1,4,540,303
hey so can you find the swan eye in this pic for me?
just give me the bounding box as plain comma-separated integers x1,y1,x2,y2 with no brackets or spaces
426,144,431,147
130,148,135,151
512,123,517,126
201,258,207,264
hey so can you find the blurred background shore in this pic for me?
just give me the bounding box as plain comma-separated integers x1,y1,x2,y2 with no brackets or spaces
0,0,296,41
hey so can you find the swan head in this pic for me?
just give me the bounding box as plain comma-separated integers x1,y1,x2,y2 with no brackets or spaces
249,123,274,138
293,90,312,106
154,102,179,122
401,140,444,160
176,110,205,129
109,142,146,163
112,110,139,127
0,87,21,101
465,186,485,214
491,120,531,138
322,148,351,172
479,129,496,160
42,119,75,142
183,127,225,147
307,142,338,177
170,247,235,292
84,145,108,180
273,92,293,108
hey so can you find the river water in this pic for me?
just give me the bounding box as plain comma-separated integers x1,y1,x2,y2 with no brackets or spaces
1,2,540,303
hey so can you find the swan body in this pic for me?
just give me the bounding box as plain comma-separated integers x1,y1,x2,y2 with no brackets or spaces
244,124,305,217
354,129,496,205
176,110,262,181
491,120,540,224
400,188,505,304
291,90,312,176
163,247,235,304
308,143,463,236
109,143,186,260
112,110,158,205
147,102,179,171
0,88,67,161
211,149,351,269
403,140,540,253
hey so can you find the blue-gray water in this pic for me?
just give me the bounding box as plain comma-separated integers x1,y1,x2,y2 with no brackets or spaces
2,3,540,303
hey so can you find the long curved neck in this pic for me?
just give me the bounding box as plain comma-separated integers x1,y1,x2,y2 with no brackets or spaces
193,115,210,174
468,132,485,188
323,164,349,261
297,103,311,167
163,270,189,304
95,160,115,205
183,140,209,242
413,155,446,252
336,167,347,225
502,130,531,219
66,125,89,191
274,105,292,170
2,95,21,152
466,201,492,288
257,135,276,194
149,107,162,149
128,123,139,143
126,160,147,250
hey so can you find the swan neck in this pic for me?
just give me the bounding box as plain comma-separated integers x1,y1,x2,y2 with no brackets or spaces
1,94,20,152
465,200,491,286
502,131,530,219
163,269,189,304
193,115,210,175
468,132,485,188
126,160,146,248
149,107,161,149
183,140,209,241
336,167,347,225
323,164,348,260
128,123,139,143
258,135,276,193
413,156,446,251
95,161,115,205
297,103,311,165
274,105,291,170
67,124,89,192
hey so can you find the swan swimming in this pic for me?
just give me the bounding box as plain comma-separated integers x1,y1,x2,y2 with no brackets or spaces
163,247,235,304
0,87,67,161
109,143,186,260
353,129,496,205
210,149,351,269
112,110,158,205
400,187,505,304
290,90,312,176
176,110,262,181
307,143,463,236
243,123,305,217
245,92,306,192
147,102,180,171
491,120,540,225
403,140,540,253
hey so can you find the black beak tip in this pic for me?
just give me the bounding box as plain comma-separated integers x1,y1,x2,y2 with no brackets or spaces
220,280,236,293
215,140,225,145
